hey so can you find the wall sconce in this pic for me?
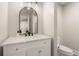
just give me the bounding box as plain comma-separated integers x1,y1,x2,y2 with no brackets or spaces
23,2,38,9
27,2,32,7
35,2,38,7
27,2,32,10
23,2,32,10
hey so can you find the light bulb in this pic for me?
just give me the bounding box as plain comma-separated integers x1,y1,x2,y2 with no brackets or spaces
36,4,38,7
28,2,31,7
35,2,38,7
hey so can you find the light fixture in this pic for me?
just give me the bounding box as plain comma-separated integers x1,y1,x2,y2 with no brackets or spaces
35,2,38,8
27,2,32,10
28,2,31,7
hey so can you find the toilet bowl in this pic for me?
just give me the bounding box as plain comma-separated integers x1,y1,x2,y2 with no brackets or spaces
57,36,73,56
58,45,73,56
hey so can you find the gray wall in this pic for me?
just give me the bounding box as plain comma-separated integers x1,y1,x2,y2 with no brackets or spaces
0,2,8,56
8,2,21,37
43,3,54,37
43,2,56,55
63,2,79,51
56,2,79,52
56,4,63,44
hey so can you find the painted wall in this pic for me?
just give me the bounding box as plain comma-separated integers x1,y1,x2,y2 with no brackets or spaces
0,2,8,56
8,2,20,37
43,2,55,55
56,4,63,45
43,2,54,37
63,3,79,51
8,2,44,37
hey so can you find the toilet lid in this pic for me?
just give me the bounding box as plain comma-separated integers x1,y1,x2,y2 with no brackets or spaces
58,45,73,55
59,45,73,53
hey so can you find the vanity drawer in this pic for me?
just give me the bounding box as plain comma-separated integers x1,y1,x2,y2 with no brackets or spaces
4,43,27,55
4,39,51,55
26,46,51,56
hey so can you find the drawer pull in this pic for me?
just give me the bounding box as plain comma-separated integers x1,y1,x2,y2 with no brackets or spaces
38,50,42,53
43,42,47,44
16,48,19,51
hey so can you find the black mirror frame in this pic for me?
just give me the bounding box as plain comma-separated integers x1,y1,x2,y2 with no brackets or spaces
19,7,38,34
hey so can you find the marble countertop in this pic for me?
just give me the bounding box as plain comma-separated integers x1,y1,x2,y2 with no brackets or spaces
1,34,52,46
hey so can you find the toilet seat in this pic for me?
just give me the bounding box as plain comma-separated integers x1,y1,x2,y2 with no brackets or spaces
58,45,73,56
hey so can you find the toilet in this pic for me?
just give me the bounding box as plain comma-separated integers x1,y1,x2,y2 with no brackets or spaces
57,36,73,56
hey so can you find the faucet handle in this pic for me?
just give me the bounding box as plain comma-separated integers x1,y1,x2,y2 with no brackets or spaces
26,30,29,33
31,33,33,36
25,33,27,36
28,32,31,36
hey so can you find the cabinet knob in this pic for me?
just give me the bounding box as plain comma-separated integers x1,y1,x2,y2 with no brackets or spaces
38,50,42,53
16,48,19,51
43,42,46,44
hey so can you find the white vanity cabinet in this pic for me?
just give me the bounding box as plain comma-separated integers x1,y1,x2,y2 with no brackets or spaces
2,35,51,56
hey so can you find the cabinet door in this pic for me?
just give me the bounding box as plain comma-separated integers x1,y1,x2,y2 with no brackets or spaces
26,46,51,56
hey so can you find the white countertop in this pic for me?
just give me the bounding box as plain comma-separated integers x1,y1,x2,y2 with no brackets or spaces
1,34,52,46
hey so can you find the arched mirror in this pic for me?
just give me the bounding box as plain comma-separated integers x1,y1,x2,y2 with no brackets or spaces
19,7,38,35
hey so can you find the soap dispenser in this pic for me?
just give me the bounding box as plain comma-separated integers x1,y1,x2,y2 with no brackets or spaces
17,30,22,36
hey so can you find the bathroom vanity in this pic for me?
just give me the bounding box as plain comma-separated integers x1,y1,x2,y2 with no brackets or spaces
1,6,51,56
1,34,51,56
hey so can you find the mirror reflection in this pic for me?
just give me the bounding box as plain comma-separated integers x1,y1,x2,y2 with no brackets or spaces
19,7,38,35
